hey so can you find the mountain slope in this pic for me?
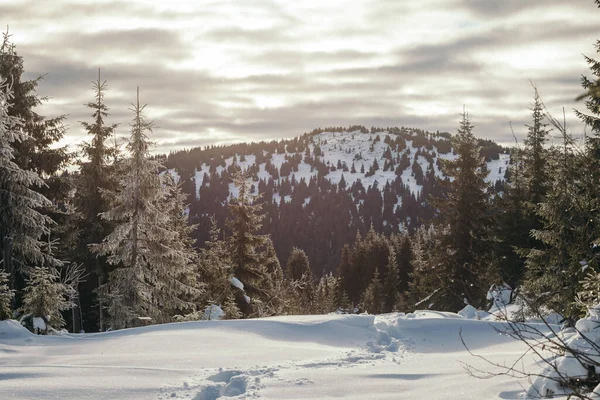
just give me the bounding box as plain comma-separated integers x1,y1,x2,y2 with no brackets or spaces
164,126,510,273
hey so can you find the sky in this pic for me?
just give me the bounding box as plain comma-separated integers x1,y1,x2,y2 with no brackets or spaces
1,0,599,153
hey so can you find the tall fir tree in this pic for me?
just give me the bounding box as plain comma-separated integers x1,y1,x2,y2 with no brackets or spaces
0,32,71,303
575,3,600,257
0,270,14,320
522,91,550,205
0,77,61,300
524,16,600,319
74,70,119,332
383,246,400,312
254,238,287,316
226,169,271,317
428,111,495,311
496,92,551,287
198,216,239,318
405,225,438,311
91,89,199,329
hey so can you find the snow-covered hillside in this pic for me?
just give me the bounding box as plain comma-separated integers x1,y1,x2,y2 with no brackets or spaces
190,130,510,201
0,313,548,399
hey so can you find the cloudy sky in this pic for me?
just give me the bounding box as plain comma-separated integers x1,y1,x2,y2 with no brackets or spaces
2,0,599,153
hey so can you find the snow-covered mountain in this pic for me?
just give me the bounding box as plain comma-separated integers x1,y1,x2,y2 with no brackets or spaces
164,126,510,273
183,128,510,203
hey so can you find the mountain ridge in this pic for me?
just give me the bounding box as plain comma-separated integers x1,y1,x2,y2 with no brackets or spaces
162,125,511,274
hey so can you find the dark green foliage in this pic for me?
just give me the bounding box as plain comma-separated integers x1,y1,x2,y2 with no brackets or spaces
519,23,600,320
425,112,496,311
0,31,68,305
360,268,384,314
286,247,311,281
383,247,400,312
0,271,14,320
227,170,272,316
495,93,551,287
72,71,120,332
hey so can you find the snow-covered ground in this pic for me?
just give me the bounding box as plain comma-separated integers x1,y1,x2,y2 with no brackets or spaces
0,312,551,399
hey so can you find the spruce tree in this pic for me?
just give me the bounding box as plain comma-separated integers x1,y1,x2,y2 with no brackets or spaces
0,270,14,320
285,247,315,312
575,9,600,256
523,21,600,319
74,70,119,331
0,31,69,177
522,91,550,205
255,238,287,316
226,169,270,316
0,77,60,296
0,31,70,297
20,266,70,333
496,93,551,287
286,247,311,281
522,141,588,320
429,111,494,311
405,225,438,311
198,216,238,317
383,246,400,312
360,268,384,314
91,89,199,329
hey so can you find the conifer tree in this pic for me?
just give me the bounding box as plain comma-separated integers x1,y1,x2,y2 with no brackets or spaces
383,246,400,312
74,70,119,331
161,172,203,316
360,268,384,314
227,169,270,316
405,225,437,311
496,93,551,287
286,247,315,312
286,247,311,281
523,25,600,319
0,77,60,296
254,238,287,316
198,216,237,316
0,31,69,178
0,270,14,320
20,266,70,333
521,139,589,320
522,91,550,205
575,11,600,255
0,32,70,296
494,149,529,286
91,89,199,329
429,111,494,311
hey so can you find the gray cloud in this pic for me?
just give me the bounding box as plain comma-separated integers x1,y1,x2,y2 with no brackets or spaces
3,0,598,155
459,0,579,17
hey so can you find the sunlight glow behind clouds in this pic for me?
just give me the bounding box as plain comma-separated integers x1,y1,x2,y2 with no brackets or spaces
1,0,598,152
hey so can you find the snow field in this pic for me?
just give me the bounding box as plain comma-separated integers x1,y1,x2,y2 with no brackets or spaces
0,312,550,399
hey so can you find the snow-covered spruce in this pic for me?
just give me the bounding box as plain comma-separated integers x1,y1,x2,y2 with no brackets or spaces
0,270,14,320
0,78,60,290
90,89,201,329
19,266,70,334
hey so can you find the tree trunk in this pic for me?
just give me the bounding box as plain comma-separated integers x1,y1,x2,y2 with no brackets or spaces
98,274,104,332
3,235,14,307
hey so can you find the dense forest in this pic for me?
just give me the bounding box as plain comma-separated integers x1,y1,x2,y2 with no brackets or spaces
0,11,599,336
